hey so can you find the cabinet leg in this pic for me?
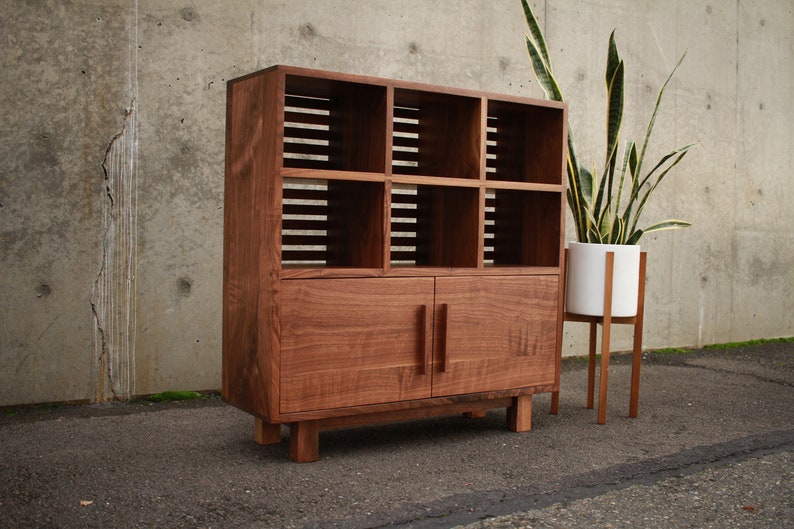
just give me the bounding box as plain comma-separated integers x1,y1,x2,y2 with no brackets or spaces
464,410,487,419
550,391,559,415
507,395,532,432
289,421,320,463
254,417,282,445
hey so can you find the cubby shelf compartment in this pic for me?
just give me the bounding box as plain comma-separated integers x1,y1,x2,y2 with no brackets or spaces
390,184,480,267
484,188,561,267
282,178,384,268
283,74,387,173
392,89,482,179
486,99,565,184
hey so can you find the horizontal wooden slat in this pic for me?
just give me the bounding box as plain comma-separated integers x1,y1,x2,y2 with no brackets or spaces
392,135,418,148
283,158,331,170
284,142,330,156
390,193,418,205
282,219,328,231
282,203,327,216
390,165,420,175
284,110,329,126
284,126,330,141
393,120,419,134
282,234,328,246
392,150,419,162
389,251,417,261
283,187,328,201
393,106,419,119
390,222,418,232
389,241,417,248
282,250,328,261
285,94,332,111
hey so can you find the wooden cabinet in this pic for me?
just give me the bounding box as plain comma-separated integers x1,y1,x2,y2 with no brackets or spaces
223,65,567,462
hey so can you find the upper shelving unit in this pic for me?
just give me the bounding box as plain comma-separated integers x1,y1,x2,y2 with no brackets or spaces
228,65,567,275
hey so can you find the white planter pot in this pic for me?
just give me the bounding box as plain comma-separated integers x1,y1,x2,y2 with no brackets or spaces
565,242,641,317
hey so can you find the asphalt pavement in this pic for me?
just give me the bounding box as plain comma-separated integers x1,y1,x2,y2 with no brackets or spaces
1,341,792,529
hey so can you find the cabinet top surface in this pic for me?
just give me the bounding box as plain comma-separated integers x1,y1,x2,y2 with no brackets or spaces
228,64,567,111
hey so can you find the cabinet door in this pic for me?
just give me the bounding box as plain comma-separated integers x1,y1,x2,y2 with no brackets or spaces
433,276,559,396
280,278,434,413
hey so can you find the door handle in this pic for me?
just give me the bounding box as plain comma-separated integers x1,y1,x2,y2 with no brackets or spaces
421,304,432,375
442,303,450,373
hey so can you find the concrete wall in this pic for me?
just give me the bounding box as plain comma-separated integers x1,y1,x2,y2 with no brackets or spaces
1,0,792,406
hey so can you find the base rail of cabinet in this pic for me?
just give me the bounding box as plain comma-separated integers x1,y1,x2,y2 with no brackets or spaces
253,394,537,463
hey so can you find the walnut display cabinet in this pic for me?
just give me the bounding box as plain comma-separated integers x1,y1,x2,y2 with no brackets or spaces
223,65,568,462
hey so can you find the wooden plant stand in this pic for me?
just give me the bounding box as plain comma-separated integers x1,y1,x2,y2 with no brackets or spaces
551,250,647,424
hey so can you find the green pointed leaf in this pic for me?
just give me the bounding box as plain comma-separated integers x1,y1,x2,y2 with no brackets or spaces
520,0,551,67
626,229,643,245
643,219,692,233
634,51,687,181
605,59,624,177
605,31,620,87
524,36,564,101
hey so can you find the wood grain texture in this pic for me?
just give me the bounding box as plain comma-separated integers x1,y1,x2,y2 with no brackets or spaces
433,276,559,396
222,69,282,419
280,278,435,413
223,66,568,456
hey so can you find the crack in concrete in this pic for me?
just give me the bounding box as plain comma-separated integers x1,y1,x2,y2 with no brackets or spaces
91,100,137,402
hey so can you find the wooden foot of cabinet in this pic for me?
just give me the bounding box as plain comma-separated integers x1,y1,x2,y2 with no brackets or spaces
507,395,532,432
255,395,546,462
254,418,282,445
289,421,320,463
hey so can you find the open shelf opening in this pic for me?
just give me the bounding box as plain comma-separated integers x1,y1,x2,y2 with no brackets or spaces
283,75,387,173
484,188,561,267
390,184,479,267
392,89,481,179
282,178,384,268
486,100,564,184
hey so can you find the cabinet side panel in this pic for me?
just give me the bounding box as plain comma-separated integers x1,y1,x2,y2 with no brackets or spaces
223,72,281,418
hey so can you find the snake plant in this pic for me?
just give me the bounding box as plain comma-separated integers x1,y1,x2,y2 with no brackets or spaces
520,0,696,245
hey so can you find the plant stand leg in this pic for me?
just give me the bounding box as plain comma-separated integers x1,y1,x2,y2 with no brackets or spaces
507,395,532,432
586,321,598,409
254,417,282,445
289,421,320,463
596,252,615,425
629,252,647,418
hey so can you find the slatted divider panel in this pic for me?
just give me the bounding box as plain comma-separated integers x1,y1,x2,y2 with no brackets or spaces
283,94,332,170
282,179,330,266
390,184,419,265
392,105,420,175
484,188,496,265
